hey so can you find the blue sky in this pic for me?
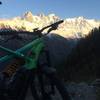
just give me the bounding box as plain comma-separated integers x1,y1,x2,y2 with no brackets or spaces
0,0,100,19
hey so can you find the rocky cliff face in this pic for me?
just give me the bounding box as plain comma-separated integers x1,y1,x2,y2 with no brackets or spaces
0,11,100,38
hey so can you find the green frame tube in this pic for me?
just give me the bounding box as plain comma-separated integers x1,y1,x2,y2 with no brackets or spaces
0,38,43,62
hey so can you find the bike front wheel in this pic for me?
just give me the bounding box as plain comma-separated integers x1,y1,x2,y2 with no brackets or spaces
30,67,71,100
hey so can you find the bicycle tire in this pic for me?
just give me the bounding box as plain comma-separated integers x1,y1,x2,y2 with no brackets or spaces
45,72,71,100
30,68,71,100
0,67,71,100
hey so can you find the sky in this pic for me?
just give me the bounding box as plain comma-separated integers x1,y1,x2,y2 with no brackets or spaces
0,0,100,20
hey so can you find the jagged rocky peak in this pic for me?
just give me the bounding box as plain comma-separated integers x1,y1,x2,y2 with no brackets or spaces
48,13,60,21
23,11,34,22
77,16,85,20
65,16,86,22
24,11,33,17
48,13,56,17
37,13,45,17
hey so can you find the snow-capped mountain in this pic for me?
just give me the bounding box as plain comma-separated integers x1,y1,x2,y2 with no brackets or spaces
0,11,100,38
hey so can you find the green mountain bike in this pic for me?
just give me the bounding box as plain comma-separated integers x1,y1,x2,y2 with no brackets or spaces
0,20,71,100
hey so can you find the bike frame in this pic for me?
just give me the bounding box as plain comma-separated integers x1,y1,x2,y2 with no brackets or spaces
0,37,44,70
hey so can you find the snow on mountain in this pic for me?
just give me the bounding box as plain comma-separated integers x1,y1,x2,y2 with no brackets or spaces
0,11,100,38
61,16,100,37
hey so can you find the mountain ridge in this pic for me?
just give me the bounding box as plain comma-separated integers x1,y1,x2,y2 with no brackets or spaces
0,11,100,38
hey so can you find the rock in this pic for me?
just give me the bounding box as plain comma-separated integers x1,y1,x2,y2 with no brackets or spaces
66,82,96,100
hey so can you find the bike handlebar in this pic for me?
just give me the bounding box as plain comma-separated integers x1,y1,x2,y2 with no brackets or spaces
40,20,63,32
33,20,63,36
